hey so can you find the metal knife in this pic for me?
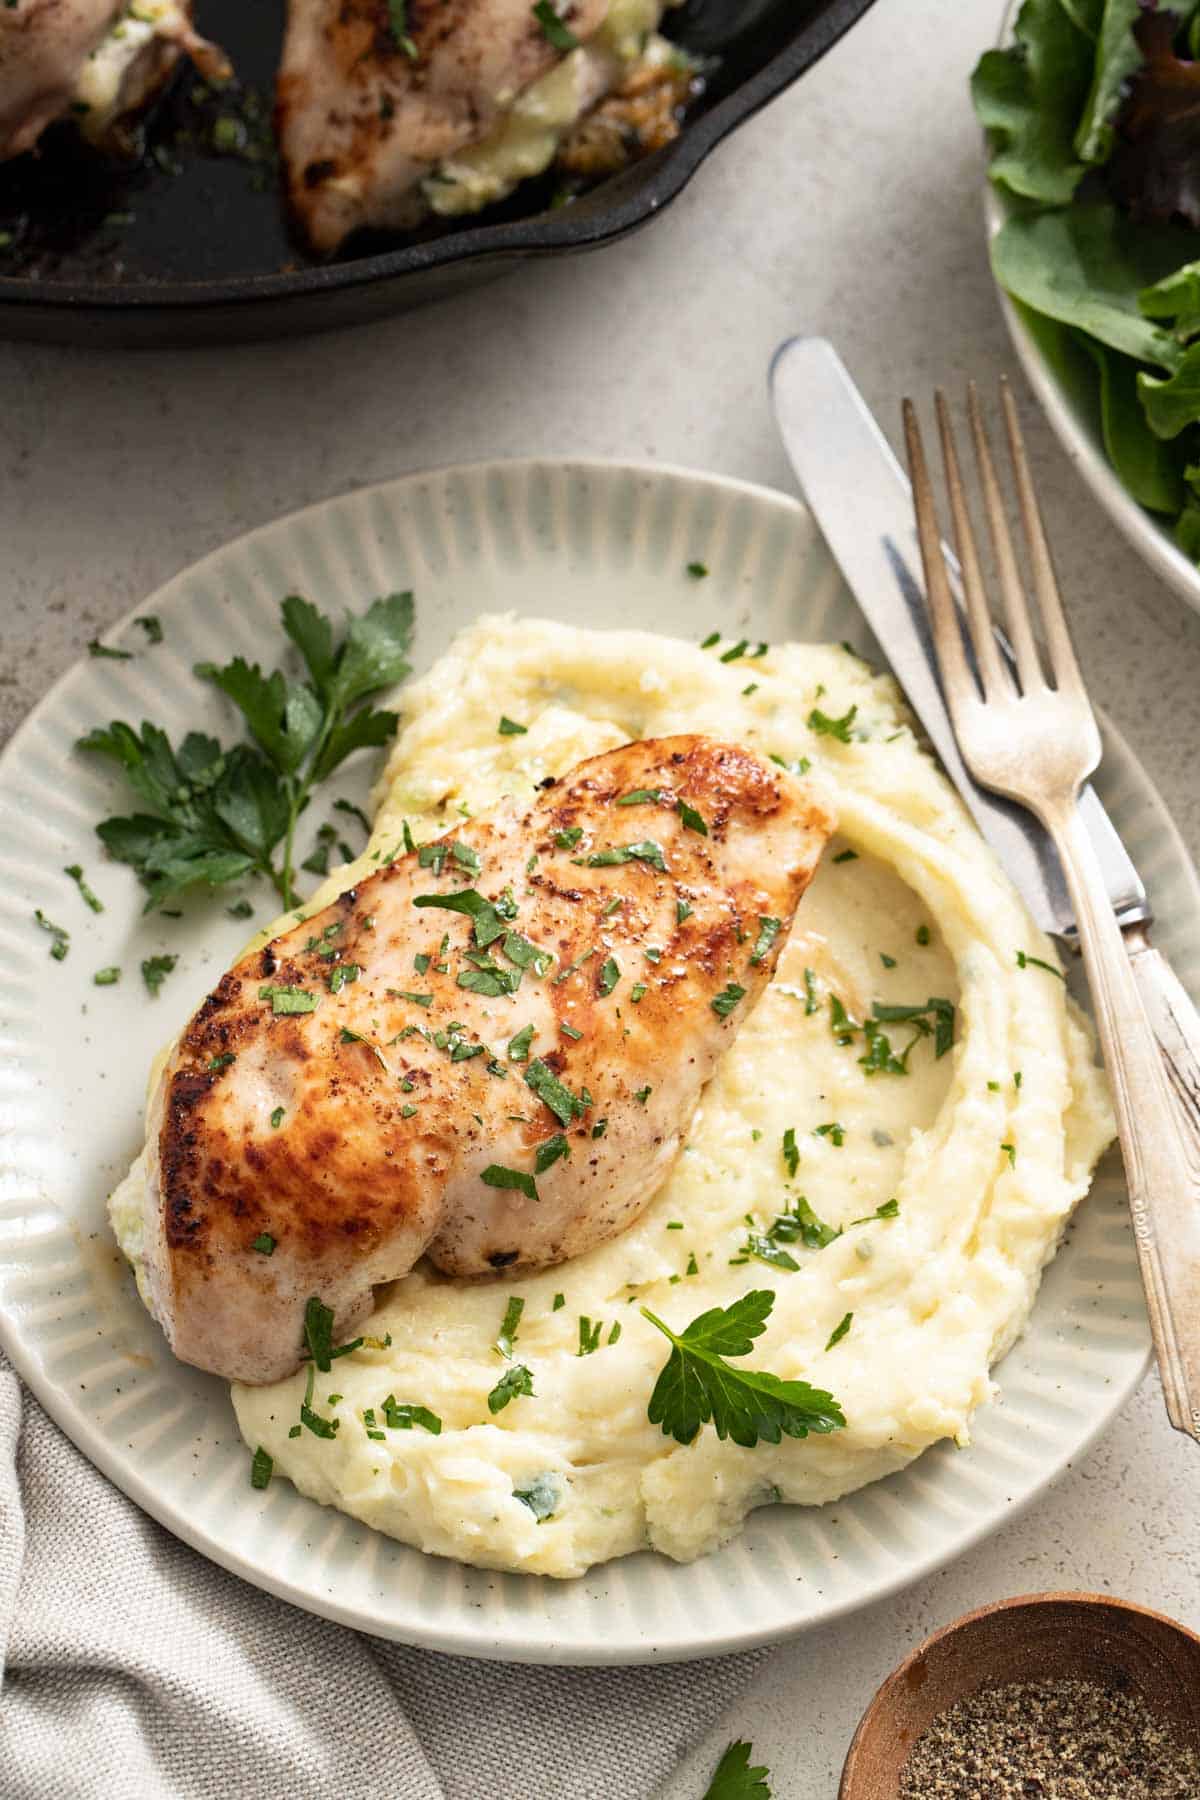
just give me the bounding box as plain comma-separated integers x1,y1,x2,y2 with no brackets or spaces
769,335,1200,1173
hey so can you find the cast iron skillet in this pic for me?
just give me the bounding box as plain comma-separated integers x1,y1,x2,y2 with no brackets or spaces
0,0,877,347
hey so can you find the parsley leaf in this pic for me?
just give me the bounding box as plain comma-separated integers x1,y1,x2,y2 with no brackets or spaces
525,1057,584,1126
482,1164,538,1202
381,1396,441,1433
534,1133,570,1174
488,1363,534,1413
141,953,177,995
249,1446,273,1490
782,1127,799,1179
1016,948,1066,980
808,705,858,742
597,955,621,997
711,983,746,1018
64,863,104,913
532,0,578,49
413,886,506,948
80,593,411,912
34,909,70,960
642,1290,845,1448
496,1295,525,1358
825,1312,853,1351
703,1739,772,1799
586,840,667,871
386,0,418,56
749,917,780,966
498,716,527,736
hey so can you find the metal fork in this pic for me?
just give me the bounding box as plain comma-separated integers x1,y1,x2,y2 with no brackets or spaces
903,379,1200,1445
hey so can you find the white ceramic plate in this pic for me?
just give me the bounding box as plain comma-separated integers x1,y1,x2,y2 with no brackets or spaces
984,2,1200,616
0,460,1177,1665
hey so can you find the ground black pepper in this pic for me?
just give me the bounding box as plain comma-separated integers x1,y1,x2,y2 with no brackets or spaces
897,1675,1200,1798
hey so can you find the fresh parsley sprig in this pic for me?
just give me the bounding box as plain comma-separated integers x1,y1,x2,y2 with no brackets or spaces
703,1740,773,1799
641,1290,845,1449
78,592,413,911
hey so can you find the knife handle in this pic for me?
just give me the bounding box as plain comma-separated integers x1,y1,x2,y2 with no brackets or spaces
1127,926,1200,1142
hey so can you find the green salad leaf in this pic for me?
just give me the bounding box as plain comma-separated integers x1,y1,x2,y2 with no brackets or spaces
972,0,1097,205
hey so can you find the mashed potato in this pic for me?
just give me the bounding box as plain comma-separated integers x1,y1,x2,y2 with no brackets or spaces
115,617,1114,1579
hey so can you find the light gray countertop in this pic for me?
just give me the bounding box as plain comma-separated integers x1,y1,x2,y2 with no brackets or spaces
3,2,1198,1795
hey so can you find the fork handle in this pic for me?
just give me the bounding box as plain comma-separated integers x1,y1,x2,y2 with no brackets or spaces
1050,801,1200,1441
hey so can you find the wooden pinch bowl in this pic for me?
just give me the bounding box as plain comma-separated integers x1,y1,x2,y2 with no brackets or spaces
839,1591,1200,1799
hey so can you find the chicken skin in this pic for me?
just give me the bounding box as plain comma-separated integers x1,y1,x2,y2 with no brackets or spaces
139,735,835,1384
0,0,227,162
276,0,608,252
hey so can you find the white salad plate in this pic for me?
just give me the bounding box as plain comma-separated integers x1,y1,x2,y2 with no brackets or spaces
0,459,1179,1665
984,0,1200,617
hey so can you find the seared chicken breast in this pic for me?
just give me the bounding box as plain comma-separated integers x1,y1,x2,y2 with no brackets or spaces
276,0,608,252
0,0,226,162
140,735,835,1384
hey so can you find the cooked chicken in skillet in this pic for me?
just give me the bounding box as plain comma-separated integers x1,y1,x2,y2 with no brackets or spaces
138,734,835,1384
276,0,608,251
0,0,227,161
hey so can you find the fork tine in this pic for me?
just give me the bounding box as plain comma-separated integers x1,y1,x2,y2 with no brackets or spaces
966,381,1046,695
999,378,1088,703
934,390,1010,700
902,399,977,726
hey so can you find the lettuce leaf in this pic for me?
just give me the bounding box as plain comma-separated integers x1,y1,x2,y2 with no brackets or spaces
972,0,1098,204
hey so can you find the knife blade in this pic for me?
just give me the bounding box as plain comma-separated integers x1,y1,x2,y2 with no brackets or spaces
768,335,1149,942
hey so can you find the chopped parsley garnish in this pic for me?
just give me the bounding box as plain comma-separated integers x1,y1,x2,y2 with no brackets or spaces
803,967,818,1014
136,616,164,646
381,1396,441,1434
642,1290,845,1447
34,909,70,960
525,1057,584,1126
700,631,721,648
93,966,120,986
586,840,667,872
597,955,621,997
252,1233,276,1255
880,952,896,968
825,1312,853,1351
578,1316,604,1356
328,962,359,993
870,996,955,1060
513,1473,559,1520
553,1293,566,1311
535,1133,570,1174
141,953,177,995
808,704,858,742
503,930,552,975
749,917,781,966
88,639,133,661
771,754,812,776
676,899,693,924
772,1196,840,1250
389,988,433,1006
64,863,104,913
1001,1142,1017,1168
81,592,412,911
782,1128,799,1179
208,1052,236,1072
413,886,506,947
481,1163,538,1202
1016,949,1065,980
458,958,521,998
833,849,859,864
386,0,418,57
227,899,254,920
553,826,583,848
560,1021,583,1040
591,1117,608,1138
736,1232,799,1273
270,1106,285,1129
617,787,663,806
498,716,527,736
711,983,746,1018
452,841,481,877
719,640,751,664
678,801,708,836
495,1295,525,1358
849,1198,900,1225
531,0,578,49
814,1122,845,1146
687,562,709,579
508,1023,535,1063
259,983,318,1015
630,981,648,1003
634,1084,652,1104
916,923,931,946
249,1446,273,1489
488,1363,534,1413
